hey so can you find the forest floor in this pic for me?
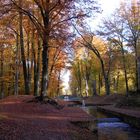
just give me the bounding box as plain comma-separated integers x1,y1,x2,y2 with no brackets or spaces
0,94,140,140
0,95,97,140
84,94,140,108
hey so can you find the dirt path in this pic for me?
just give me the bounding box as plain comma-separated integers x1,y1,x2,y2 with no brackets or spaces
0,96,96,140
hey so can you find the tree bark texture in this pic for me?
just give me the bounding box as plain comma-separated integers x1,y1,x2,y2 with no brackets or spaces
19,1,30,95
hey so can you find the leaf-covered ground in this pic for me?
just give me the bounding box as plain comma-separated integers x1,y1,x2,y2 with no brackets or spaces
0,95,97,140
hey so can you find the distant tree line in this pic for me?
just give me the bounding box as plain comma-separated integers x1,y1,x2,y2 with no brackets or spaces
70,1,140,96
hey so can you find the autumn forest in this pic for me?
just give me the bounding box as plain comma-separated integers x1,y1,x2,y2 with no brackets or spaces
0,0,140,100
1,0,140,140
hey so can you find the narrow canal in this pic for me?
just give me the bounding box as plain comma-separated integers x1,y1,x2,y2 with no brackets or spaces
82,106,140,140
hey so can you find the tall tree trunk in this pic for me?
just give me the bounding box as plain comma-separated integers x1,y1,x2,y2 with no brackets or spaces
27,30,31,91
40,35,49,99
98,72,101,95
7,65,12,96
93,79,97,96
88,43,110,95
137,56,140,92
100,59,110,95
56,71,61,96
114,71,120,94
31,29,37,96
40,2,50,100
104,76,110,95
85,63,90,97
85,79,89,97
133,41,140,93
14,32,19,96
34,36,41,96
78,61,82,96
0,47,4,99
121,46,129,95
134,46,139,91
19,0,30,95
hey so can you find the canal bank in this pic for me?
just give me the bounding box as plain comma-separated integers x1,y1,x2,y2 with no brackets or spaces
97,105,140,129
58,95,140,139
82,106,140,140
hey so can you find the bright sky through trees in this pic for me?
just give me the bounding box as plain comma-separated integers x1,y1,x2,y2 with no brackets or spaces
91,0,122,28
62,0,123,94
100,0,121,15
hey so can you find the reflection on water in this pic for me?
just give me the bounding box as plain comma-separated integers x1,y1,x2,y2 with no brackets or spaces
83,106,108,118
98,118,121,123
82,100,85,107
98,122,129,128
82,106,140,140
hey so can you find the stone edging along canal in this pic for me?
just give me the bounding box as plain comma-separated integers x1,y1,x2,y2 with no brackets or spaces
97,105,140,129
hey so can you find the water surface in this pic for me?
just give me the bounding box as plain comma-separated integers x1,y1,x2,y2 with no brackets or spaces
82,106,140,140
